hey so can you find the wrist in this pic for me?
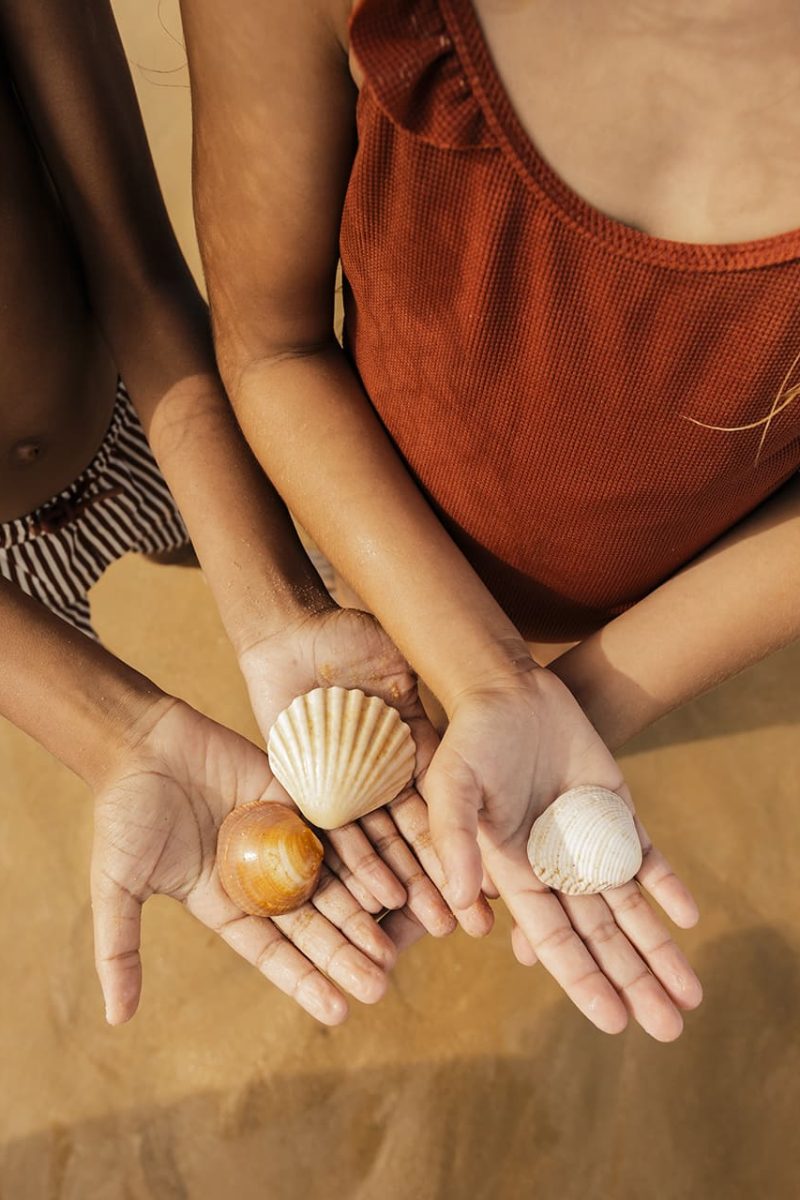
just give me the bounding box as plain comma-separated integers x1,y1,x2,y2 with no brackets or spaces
227,577,337,660
547,638,649,751
0,580,173,791
440,638,541,716
75,675,174,793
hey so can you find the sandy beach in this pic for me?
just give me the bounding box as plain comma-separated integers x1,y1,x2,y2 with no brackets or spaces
1,4,799,1197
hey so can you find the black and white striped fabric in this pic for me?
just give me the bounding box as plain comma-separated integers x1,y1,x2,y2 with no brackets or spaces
0,380,189,638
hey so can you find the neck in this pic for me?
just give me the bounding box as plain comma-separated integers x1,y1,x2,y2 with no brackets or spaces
597,0,795,26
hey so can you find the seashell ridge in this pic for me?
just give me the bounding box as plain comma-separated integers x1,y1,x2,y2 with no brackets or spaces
526,785,642,895
267,686,416,829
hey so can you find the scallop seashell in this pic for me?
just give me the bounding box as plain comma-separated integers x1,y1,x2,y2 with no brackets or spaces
526,785,642,895
217,800,323,917
267,686,416,829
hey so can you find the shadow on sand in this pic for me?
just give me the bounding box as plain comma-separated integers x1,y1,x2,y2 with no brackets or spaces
3,927,798,1200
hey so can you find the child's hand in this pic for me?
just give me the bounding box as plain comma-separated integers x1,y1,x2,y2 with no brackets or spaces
91,698,399,1026
419,669,703,1040
237,607,493,940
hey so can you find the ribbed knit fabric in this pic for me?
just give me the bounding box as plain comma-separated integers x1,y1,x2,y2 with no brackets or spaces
340,0,800,640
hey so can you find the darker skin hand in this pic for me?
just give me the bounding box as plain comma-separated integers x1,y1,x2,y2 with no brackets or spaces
237,604,494,939
92,698,399,1026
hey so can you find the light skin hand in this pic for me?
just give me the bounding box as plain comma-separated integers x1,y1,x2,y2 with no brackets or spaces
92,698,399,1027
419,670,702,1041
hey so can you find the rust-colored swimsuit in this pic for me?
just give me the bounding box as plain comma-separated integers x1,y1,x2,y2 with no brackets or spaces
341,0,800,640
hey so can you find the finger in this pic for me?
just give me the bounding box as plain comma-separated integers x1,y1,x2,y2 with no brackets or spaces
326,822,407,911
388,790,494,937
273,895,389,1006
634,817,700,929
91,868,144,1026
602,882,703,1012
481,867,500,900
311,869,397,970
359,804,456,937
322,841,384,914
559,891,685,1042
211,908,349,1025
380,906,429,954
417,744,484,909
511,923,538,967
482,840,628,1034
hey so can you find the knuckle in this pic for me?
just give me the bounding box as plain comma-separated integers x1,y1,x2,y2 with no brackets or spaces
323,941,349,975
292,965,320,1001
254,937,285,975
99,947,139,968
570,964,604,991
622,967,654,995
613,888,648,919
403,870,431,893
356,850,385,877
586,919,621,948
535,923,574,955
372,833,402,856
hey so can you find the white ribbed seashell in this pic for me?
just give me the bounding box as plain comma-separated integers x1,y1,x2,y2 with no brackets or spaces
267,686,416,829
526,786,642,895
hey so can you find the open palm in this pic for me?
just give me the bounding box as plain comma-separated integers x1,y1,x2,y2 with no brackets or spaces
92,698,397,1026
238,606,493,938
419,670,703,1041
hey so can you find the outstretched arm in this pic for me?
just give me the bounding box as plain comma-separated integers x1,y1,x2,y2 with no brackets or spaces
551,472,800,749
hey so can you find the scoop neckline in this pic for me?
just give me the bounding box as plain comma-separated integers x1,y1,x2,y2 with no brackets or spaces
440,0,800,272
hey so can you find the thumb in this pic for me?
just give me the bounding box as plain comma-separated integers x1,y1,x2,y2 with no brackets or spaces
91,866,144,1026
417,738,484,910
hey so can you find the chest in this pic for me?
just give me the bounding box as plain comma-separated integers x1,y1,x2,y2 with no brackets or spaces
470,0,800,243
349,0,800,245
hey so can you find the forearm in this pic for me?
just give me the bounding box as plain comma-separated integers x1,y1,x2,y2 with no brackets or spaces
229,344,534,709
0,579,168,788
550,473,800,749
82,271,333,651
144,371,333,651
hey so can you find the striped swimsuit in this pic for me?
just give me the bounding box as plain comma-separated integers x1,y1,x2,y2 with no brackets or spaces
0,379,189,638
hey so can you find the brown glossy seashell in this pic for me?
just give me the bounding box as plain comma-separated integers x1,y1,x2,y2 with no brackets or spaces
216,800,324,917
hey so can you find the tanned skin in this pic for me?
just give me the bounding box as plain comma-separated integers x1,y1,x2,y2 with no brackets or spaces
0,0,481,1029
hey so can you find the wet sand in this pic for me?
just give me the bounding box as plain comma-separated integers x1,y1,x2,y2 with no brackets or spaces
1,5,799,1197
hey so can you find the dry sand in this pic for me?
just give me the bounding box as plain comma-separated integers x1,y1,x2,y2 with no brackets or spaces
1,4,799,1197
